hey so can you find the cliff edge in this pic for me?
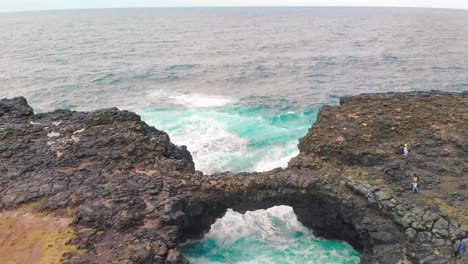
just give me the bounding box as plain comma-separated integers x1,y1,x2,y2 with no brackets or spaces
0,91,466,264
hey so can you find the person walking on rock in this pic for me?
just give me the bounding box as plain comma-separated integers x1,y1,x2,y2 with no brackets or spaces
412,174,419,193
453,238,465,262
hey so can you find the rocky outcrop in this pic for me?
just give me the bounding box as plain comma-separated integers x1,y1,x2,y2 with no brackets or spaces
0,92,466,264
0,97,33,122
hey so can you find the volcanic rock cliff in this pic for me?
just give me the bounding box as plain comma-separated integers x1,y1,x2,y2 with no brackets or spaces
0,92,467,264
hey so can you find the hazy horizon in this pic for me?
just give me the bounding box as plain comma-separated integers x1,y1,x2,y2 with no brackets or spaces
2,0,468,13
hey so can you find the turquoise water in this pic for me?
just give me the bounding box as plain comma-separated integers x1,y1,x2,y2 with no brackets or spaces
137,94,321,174
182,206,361,264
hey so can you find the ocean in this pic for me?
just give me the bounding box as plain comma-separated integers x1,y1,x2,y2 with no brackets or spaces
1,7,467,263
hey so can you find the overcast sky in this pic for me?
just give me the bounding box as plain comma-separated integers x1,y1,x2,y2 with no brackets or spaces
2,0,468,13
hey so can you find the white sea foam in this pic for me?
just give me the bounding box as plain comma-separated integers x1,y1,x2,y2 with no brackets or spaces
160,114,248,174
149,90,234,108
171,93,233,108
184,205,361,263
252,145,299,172
207,206,311,244
138,105,304,174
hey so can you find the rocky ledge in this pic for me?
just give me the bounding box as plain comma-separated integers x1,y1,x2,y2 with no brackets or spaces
0,91,467,264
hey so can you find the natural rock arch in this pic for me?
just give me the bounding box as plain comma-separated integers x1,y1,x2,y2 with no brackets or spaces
178,169,403,262
182,191,367,250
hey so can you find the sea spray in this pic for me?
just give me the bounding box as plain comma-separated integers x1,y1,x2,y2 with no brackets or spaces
182,206,361,264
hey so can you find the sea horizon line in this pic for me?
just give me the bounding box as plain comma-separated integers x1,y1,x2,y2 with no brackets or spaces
2,5,468,15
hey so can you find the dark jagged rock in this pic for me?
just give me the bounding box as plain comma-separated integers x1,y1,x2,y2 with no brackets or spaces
0,92,466,264
0,97,33,122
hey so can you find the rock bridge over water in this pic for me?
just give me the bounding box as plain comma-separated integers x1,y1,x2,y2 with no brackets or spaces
0,92,466,263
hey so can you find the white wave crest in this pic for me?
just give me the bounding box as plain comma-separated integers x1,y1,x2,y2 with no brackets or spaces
149,90,234,108
252,145,299,172
171,93,233,108
164,115,248,174
207,206,311,244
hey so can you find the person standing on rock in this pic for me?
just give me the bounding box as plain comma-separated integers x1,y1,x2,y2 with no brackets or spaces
403,143,410,160
412,174,419,192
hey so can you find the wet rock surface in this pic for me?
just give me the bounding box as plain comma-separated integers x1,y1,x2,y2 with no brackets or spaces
0,92,466,264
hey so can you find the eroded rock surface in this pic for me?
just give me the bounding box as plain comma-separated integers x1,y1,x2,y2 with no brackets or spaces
0,92,466,264
0,206,78,263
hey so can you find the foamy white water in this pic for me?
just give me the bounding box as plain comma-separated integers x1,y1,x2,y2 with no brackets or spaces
149,90,234,108
171,93,234,108
253,146,299,172
138,97,318,174
182,206,361,263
